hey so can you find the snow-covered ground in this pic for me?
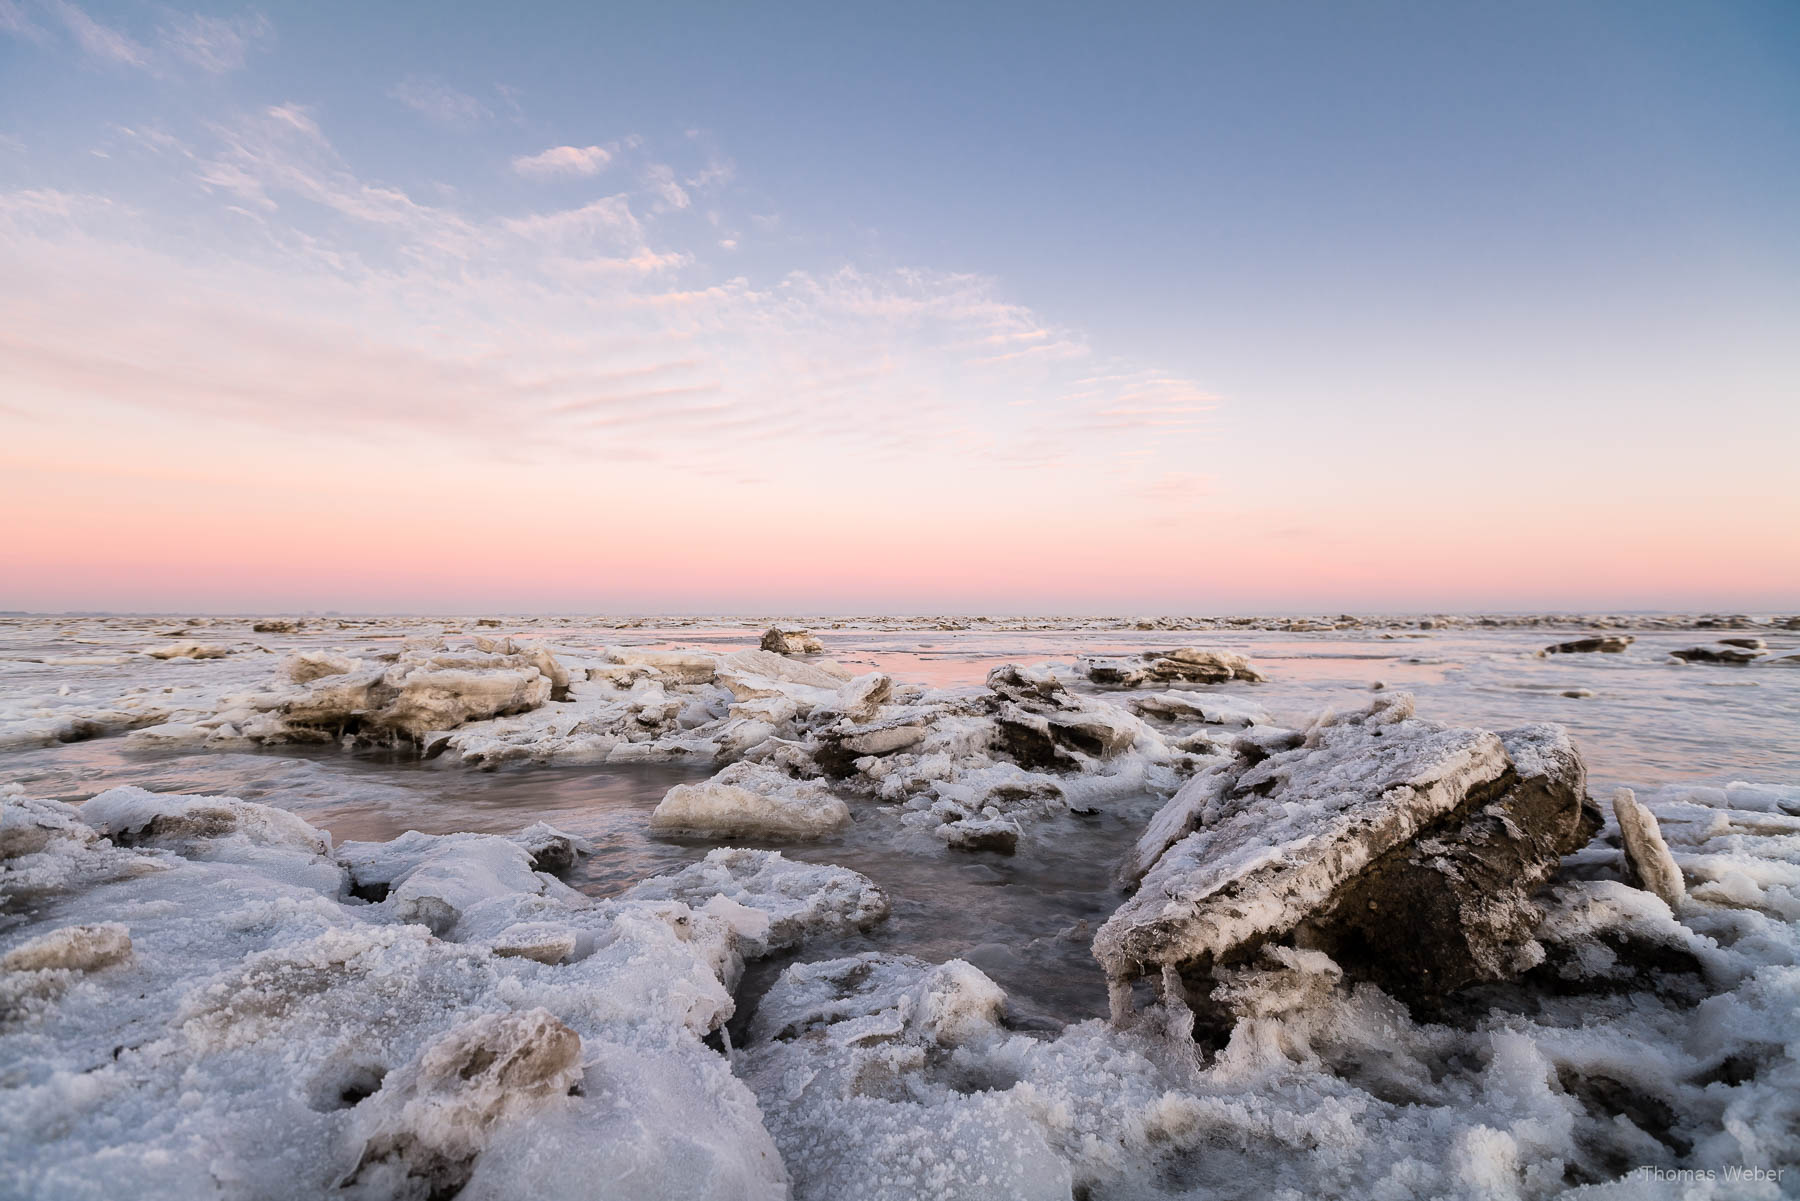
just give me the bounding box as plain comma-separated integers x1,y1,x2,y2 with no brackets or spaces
2,614,1797,1199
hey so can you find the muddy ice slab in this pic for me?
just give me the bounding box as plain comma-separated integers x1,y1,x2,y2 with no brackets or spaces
1540,634,1635,654
1670,642,1765,665
759,627,824,655
1078,647,1264,687
1095,693,1602,1019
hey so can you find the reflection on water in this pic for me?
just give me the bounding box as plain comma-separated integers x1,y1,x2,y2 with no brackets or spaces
3,624,1796,1025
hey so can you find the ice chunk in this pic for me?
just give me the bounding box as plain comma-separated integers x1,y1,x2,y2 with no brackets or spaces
1129,689,1268,728
624,848,888,957
739,954,1069,1201
835,671,892,722
1096,695,1600,1019
1612,787,1686,908
0,794,96,860
146,641,234,659
759,627,824,655
82,786,333,858
651,762,850,839
509,822,596,874
1082,648,1263,686
1,922,132,973
601,647,718,684
747,952,1006,1046
935,815,1021,854
1541,635,1634,654
343,1008,583,1198
486,923,580,965
336,831,575,934
1670,644,1764,665
283,650,358,683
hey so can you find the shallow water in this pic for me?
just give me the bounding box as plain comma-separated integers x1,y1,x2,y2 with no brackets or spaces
4,619,1797,1024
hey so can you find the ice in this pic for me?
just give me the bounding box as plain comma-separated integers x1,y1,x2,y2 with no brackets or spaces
2,615,1798,1198
1,921,131,973
837,671,893,722
0,789,791,1199
80,785,345,893
283,650,359,683
1540,635,1636,655
650,761,852,839
510,822,596,873
341,1007,583,1198
1096,695,1601,1015
1079,647,1265,687
935,814,1022,854
0,792,95,859
760,628,825,655
1129,688,1270,728
739,953,1073,1201
736,897,1800,1200
336,831,579,935
1613,787,1687,908
1671,644,1765,665
146,641,236,660
623,848,888,957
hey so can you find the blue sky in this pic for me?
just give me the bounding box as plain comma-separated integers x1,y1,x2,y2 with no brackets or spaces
2,1,1797,612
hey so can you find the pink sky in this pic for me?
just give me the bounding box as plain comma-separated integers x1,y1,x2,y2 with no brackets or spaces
3,91,1796,613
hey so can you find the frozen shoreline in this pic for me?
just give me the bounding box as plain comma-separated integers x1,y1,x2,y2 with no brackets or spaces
3,619,1798,1199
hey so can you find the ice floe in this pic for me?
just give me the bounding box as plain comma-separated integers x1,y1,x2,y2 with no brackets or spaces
3,616,1799,1198
0,785,906,1198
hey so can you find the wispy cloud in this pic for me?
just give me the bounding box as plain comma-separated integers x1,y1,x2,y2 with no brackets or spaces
50,0,147,66
643,163,691,211
156,10,269,73
513,144,613,177
500,195,643,250
34,2,270,74
388,77,491,124
0,101,1224,498
0,0,47,41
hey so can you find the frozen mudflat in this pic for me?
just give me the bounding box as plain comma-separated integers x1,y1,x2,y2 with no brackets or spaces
2,613,1798,1199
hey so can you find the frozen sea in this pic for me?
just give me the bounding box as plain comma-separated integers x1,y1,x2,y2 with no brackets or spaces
4,616,1795,1027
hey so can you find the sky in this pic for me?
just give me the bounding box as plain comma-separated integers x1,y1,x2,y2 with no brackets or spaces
1,0,1796,614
